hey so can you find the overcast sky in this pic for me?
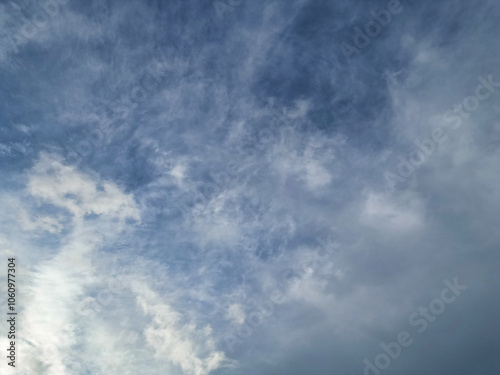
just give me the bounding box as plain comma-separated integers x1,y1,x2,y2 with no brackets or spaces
0,0,499,374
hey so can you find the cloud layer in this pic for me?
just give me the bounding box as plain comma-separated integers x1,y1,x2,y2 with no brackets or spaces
0,0,499,374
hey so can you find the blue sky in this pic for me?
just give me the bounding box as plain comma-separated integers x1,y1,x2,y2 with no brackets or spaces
0,0,499,374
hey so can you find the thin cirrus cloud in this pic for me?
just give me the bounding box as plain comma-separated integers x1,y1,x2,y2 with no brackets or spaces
0,0,499,374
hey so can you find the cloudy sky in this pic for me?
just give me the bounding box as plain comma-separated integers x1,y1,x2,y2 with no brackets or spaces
0,0,499,374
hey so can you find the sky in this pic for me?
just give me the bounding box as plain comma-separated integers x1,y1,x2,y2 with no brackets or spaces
0,0,499,374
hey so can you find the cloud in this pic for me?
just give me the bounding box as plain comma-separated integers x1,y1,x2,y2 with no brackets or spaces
26,152,140,225
0,0,499,374
131,280,230,375
360,191,424,233
227,303,246,326
0,152,141,374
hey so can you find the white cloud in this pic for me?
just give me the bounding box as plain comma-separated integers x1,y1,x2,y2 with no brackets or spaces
131,280,229,375
227,303,246,326
27,153,140,225
0,152,141,375
360,191,424,234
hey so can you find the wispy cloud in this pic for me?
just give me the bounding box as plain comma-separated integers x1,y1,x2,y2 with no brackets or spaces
0,0,499,374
